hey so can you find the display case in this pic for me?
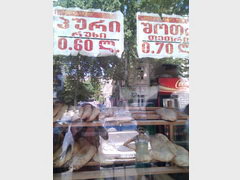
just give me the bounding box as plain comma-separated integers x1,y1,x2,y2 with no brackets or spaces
53,1,189,179
53,106,189,180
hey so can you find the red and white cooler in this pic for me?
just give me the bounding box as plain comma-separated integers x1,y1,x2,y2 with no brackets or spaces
158,78,189,110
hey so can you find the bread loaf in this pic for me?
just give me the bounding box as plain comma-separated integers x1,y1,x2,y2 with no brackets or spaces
53,133,64,153
53,103,64,117
155,108,177,121
150,134,177,162
78,106,84,120
87,107,100,122
172,144,189,167
68,138,97,171
99,112,106,120
71,110,81,121
53,146,73,168
81,105,92,121
53,105,68,122
53,146,62,162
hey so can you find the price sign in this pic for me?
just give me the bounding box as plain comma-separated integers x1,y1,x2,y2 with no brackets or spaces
136,12,189,59
53,7,124,58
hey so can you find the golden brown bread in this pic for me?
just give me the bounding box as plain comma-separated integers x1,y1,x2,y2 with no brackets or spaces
172,144,189,167
53,103,64,117
53,146,73,168
81,105,92,121
68,138,97,171
53,104,68,122
77,106,84,120
87,107,100,122
53,133,64,153
155,108,177,121
53,146,62,162
150,134,177,162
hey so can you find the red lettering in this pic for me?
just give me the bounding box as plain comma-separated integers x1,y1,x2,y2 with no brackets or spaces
170,25,184,35
166,43,173,54
178,43,189,53
92,32,99,38
99,33,106,38
154,24,168,35
142,42,150,53
99,40,115,53
156,42,164,54
84,32,91,37
74,39,83,51
57,17,69,29
72,18,87,30
89,20,107,32
84,40,93,51
109,21,120,32
58,38,67,50
141,23,152,34
148,35,155,41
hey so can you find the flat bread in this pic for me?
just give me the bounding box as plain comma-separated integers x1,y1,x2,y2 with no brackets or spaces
68,138,97,171
81,105,93,121
150,134,177,162
53,105,68,122
78,106,84,120
53,146,73,168
172,144,189,167
155,108,177,121
53,146,62,162
53,132,64,153
53,103,64,117
87,107,100,122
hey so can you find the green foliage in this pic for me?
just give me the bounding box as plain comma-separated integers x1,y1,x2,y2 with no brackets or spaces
54,0,122,11
57,75,94,104
139,0,188,16
151,58,189,78
53,54,125,104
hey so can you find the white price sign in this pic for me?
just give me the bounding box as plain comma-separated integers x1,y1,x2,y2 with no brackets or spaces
53,7,124,58
136,12,189,59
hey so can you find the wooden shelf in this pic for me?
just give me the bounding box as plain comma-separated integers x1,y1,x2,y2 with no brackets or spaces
125,107,162,111
85,159,174,167
131,110,156,114
54,119,187,128
53,106,189,179
53,166,188,180
85,159,135,166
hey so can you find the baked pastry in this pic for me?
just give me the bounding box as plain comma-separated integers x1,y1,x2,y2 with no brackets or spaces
150,133,177,162
155,108,177,121
172,144,189,167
